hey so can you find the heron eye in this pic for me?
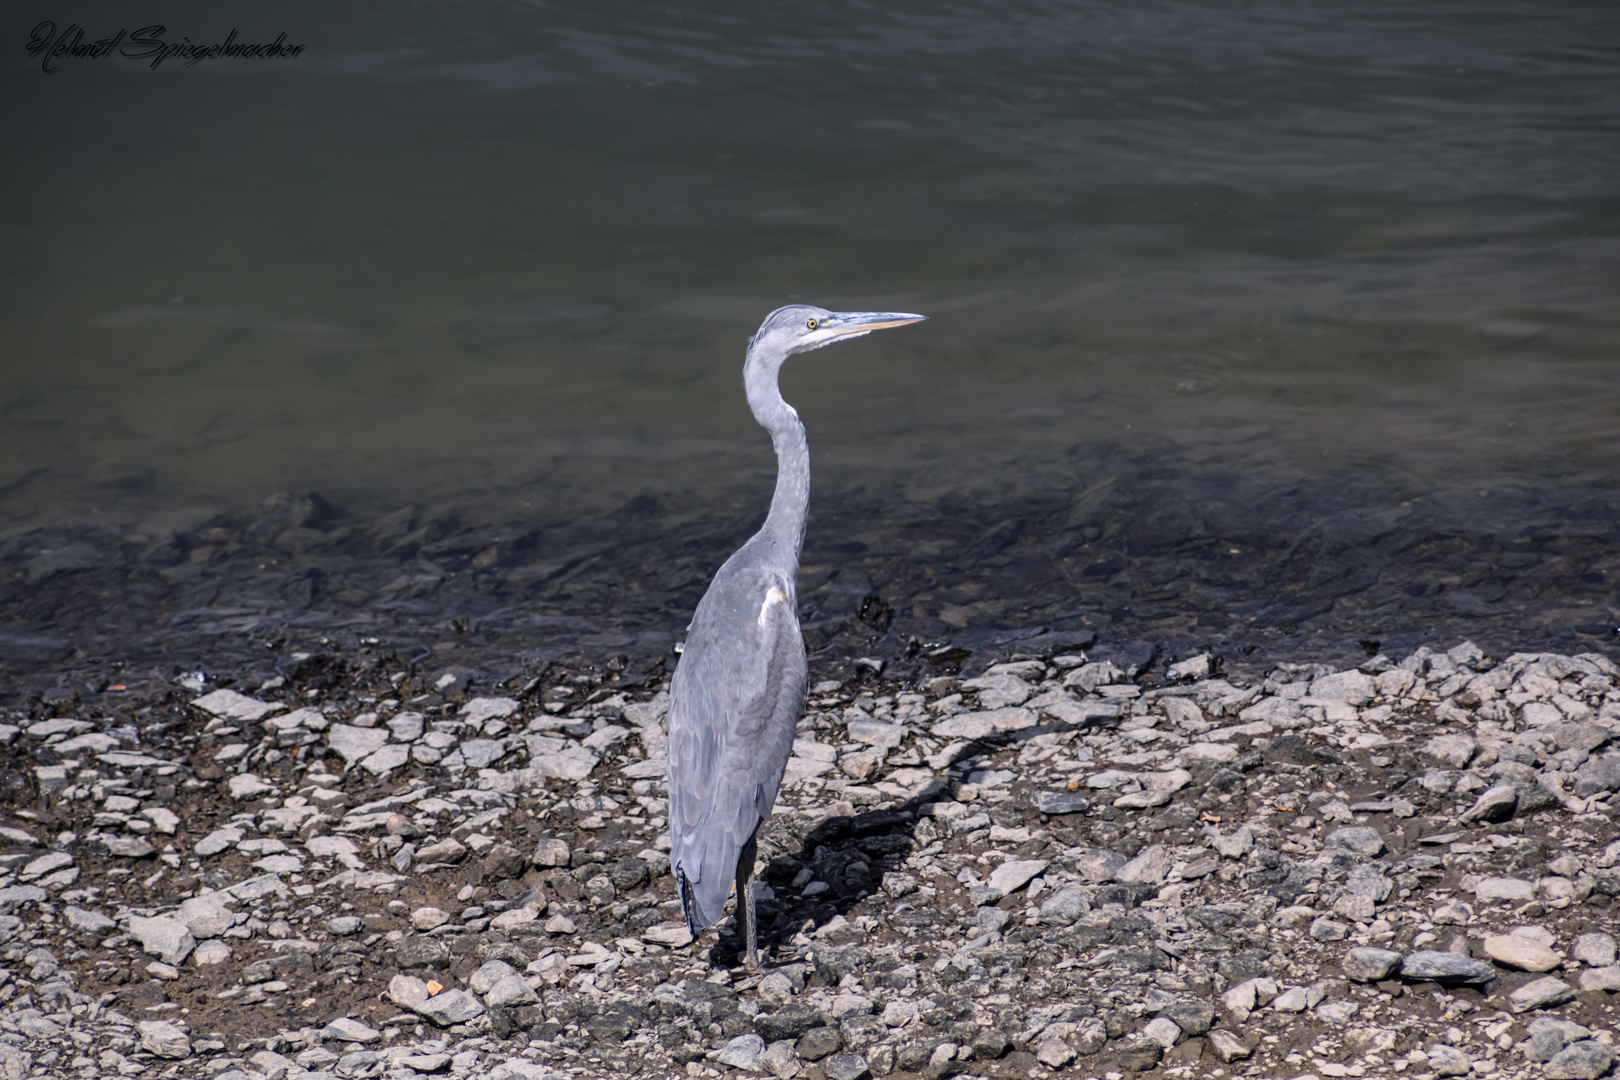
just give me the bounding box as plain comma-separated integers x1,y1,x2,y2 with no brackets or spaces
806,318,818,330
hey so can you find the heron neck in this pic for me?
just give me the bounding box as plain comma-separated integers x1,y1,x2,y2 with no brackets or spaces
746,369,809,569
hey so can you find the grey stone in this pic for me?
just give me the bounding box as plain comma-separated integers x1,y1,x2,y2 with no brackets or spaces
880,871,917,898
137,1020,191,1059
104,835,157,857
327,723,391,765
531,837,570,867
1578,965,1620,991
1116,844,1172,885
176,893,236,939
822,1053,870,1080
1573,932,1617,967
1461,782,1519,823
1039,885,1092,924
1474,876,1536,902
1325,826,1384,857
387,974,430,1010
360,744,411,776
1309,671,1377,705
717,1034,766,1072
1142,1017,1182,1048
1398,951,1496,984
1427,1043,1470,1077
414,988,486,1026
319,1017,381,1043
1163,999,1213,1036
64,906,116,934
1035,1036,1075,1069
1342,947,1403,982
1572,755,1620,797
1211,825,1255,858
962,672,1036,708
460,738,508,768
1545,1042,1615,1080
1310,917,1350,941
1073,848,1128,882
192,689,283,720
387,711,426,741
987,858,1047,894
1207,1030,1251,1063
127,915,196,965
1034,790,1090,815
762,1039,801,1080
483,973,539,1007
1508,975,1573,1013
1345,864,1393,902
1422,735,1478,768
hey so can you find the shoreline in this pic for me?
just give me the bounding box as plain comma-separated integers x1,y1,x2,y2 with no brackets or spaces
0,638,1615,1079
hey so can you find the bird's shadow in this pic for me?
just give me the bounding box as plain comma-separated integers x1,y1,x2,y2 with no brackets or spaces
706,715,1111,971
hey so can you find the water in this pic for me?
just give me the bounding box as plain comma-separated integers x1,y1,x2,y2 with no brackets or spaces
3,2,1618,688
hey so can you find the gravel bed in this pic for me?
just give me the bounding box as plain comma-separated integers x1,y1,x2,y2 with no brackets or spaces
0,640,1616,1080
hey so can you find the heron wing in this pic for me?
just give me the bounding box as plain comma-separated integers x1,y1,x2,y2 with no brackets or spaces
667,567,806,929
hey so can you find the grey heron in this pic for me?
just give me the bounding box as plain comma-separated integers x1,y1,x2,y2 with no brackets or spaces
666,304,927,969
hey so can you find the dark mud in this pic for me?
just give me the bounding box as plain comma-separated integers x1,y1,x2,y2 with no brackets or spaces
4,452,1617,712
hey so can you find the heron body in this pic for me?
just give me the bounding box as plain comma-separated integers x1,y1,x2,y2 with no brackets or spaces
666,304,926,967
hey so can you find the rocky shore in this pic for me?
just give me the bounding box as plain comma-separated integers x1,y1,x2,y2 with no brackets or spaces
0,639,1617,1080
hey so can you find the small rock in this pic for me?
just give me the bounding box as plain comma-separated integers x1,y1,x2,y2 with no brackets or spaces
1475,877,1536,903
137,1020,191,1059
1578,966,1620,991
988,858,1048,894
414,987,485,1026
1116,844,1172,885
1399,951,1496,984
1508,975,1573,1013
1039,885,1091,924
1035,1036,1076,1069
412,907,451,930
531,837,570,867
1325,826,1384,857
1142,1017,1182,1048
227,774,276,800
758,972,795,1006
416,837,467,864
192,940,231,966
127,915,196,965
1427,1043,1470,1077
1034,790,1090,815
1572,932,1617,968
1483,934,1561,971
762,1039,802,1080
1207,1030,1251,1063
388,975,430,1010
718,1034,766,1072
1461,782,1519,823
881,872,917,898
1545,1042,1615,1080
822,1053,870,1080
1341,947,1403,983
319,1017,381,1043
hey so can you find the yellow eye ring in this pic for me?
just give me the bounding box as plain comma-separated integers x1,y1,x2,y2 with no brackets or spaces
806,318,818,329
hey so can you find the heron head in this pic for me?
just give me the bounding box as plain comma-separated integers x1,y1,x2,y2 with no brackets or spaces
748,304,927,362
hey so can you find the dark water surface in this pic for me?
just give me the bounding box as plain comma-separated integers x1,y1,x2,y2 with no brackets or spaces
3,2,1618,699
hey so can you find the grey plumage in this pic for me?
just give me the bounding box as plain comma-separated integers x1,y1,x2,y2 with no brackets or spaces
666,304,926,967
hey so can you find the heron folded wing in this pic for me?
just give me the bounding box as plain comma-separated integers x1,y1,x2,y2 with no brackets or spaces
666,569,806,928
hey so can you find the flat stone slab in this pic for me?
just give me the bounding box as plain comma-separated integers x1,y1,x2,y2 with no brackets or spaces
987,858,1048,894
1483,934,1561,971
1398,951,1495,984
191,689,284,720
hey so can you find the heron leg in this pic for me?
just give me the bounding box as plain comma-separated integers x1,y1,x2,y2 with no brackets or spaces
734,836,759,971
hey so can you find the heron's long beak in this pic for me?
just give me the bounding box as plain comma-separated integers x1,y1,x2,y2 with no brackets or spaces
822,311,928,338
